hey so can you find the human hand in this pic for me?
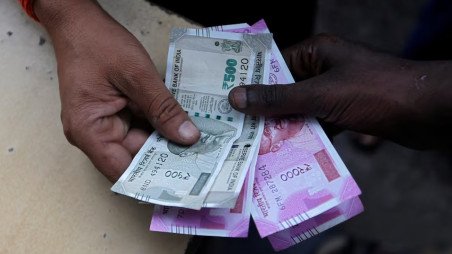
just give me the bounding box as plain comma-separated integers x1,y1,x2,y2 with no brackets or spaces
35,0,200,181
228,34,452,149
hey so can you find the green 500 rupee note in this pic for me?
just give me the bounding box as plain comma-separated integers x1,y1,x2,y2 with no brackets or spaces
112,29,272,209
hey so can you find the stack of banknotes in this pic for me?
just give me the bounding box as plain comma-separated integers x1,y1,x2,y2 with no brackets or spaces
112,20,363,251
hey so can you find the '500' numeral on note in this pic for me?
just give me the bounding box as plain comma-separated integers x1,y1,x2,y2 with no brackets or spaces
222,58,249,89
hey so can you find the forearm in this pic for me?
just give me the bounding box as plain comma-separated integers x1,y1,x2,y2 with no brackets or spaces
33,0,125,63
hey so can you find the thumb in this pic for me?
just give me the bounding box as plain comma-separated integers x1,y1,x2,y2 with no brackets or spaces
119,63,200,145
228,76,333,118
229,34,367,117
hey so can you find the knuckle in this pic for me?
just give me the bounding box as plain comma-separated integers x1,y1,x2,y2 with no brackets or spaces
257,85,286,108
147,95,182,125
301,34,341,55
296,34,343,75
61,112,78,146
60,109,87,147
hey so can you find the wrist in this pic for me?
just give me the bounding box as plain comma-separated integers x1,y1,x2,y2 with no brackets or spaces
34,0,102,34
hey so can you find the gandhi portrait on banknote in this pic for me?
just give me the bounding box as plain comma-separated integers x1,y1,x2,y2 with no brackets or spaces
259,117,305,155
143,117,238,201
168,117,237,158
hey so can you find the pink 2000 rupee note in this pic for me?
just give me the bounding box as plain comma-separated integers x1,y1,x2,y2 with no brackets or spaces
149,152,258,237
268,197,364,251
236,20,362,238
189,20,362,239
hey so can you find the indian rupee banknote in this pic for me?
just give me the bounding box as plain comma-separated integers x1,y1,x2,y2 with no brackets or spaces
112,29,272,209
149,20,362,241
240,20,362,237
149,151,258,237
268,197,363,251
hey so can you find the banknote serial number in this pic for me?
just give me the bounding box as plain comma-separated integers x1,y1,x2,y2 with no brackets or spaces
150,153,168,176
258,164,285,210
222,58,249,90
164,170,190,180
280,164,312,181
258,164,279,194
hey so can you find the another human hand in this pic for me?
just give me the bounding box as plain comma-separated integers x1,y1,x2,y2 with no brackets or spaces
229,34,452,149
35,0,200,181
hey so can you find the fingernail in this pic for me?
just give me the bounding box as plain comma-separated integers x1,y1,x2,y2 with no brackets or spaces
178,120,199,141
230,87,247,109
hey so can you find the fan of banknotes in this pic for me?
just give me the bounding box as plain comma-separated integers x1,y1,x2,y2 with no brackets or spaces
111,20,363,251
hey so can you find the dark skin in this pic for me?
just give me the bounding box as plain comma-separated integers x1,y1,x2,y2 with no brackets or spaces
229,34,452,149
34,0,451,182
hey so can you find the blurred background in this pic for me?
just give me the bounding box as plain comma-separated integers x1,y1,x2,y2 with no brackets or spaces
147,0,452,253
